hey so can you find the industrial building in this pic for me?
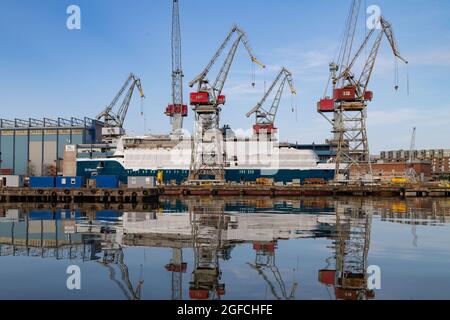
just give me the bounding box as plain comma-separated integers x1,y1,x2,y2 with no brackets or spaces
370,162,433,182
0,118,103,176
379,149,450,178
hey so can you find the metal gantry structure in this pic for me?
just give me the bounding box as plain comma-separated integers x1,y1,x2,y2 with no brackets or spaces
318,2,408,183
246,67,296,136
188,25,265,182
165,0,188,136
319,201,375,300
188,200,226,300
165,248,187,300
406,127,418,182
100,248,144,301
96,73,145,142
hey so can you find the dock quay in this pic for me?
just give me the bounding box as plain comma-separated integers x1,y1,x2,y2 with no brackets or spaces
0,188,160,204
161,184,450,198
0,184,449,204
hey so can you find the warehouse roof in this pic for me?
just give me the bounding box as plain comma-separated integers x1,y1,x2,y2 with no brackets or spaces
0,117,103,129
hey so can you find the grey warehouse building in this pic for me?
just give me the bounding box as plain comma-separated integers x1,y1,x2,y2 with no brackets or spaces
0,118,103,176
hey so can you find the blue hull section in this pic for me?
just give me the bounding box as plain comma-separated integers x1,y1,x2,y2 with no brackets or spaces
77,160,334,184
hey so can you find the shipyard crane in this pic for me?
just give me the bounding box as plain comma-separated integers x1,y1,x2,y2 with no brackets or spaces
248,241,298,300
165,248,187,300
318,11,408,183
100,248,144,300
96,73,145,143
188,200,226,300
406,127,418,182
188,25,265,182
246,67,296,135
165,0,188,136
324,0,362,156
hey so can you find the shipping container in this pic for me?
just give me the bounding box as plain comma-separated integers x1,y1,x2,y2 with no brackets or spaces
0,175,24,188
127,176,155,189
56,176,84,188
94,175,119,189
317,98,335,112
29,210,55,221
29,176,55,188
95,210,123,222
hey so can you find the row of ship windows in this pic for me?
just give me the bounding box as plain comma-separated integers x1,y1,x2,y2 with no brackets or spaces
127,170,188,175
239,170,256,174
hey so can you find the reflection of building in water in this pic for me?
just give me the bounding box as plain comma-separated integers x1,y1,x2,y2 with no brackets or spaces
319,201,375,300
0,209,103,260
0,207,142,300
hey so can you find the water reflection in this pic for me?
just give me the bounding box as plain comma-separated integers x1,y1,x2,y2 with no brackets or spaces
0,197,449,300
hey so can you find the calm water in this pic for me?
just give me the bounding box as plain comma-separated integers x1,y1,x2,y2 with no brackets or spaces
0,196,449,300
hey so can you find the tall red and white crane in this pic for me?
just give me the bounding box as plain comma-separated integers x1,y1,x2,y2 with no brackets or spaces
318,4,408,182
188,25,264,181
246,67,296,136
165,0,188,136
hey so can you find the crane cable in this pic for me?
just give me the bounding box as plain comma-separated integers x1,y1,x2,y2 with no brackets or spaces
407,62,410,96
394,58,399,90
251,60,256,87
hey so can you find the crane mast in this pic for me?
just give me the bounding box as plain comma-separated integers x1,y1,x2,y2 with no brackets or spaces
406,127,418,182
246,67,296,135
166,0,187,136
96,73,145,144
188,25,264,182
332,0,363,89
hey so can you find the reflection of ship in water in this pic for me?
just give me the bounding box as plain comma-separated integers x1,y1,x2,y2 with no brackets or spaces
123,198,335,300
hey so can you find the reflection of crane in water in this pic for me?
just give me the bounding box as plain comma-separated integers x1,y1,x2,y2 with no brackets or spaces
188,199,226,300
248,241,298,300
319,201,375,300
99,248,144,301
165,248,187,300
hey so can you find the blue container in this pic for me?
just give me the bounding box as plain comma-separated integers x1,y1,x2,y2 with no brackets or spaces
95,210,123,222
29,176,55,188
29,210,55,220
94,175,119,189
56,176,84,189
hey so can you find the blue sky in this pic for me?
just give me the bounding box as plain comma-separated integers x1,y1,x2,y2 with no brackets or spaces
0,0,449,153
